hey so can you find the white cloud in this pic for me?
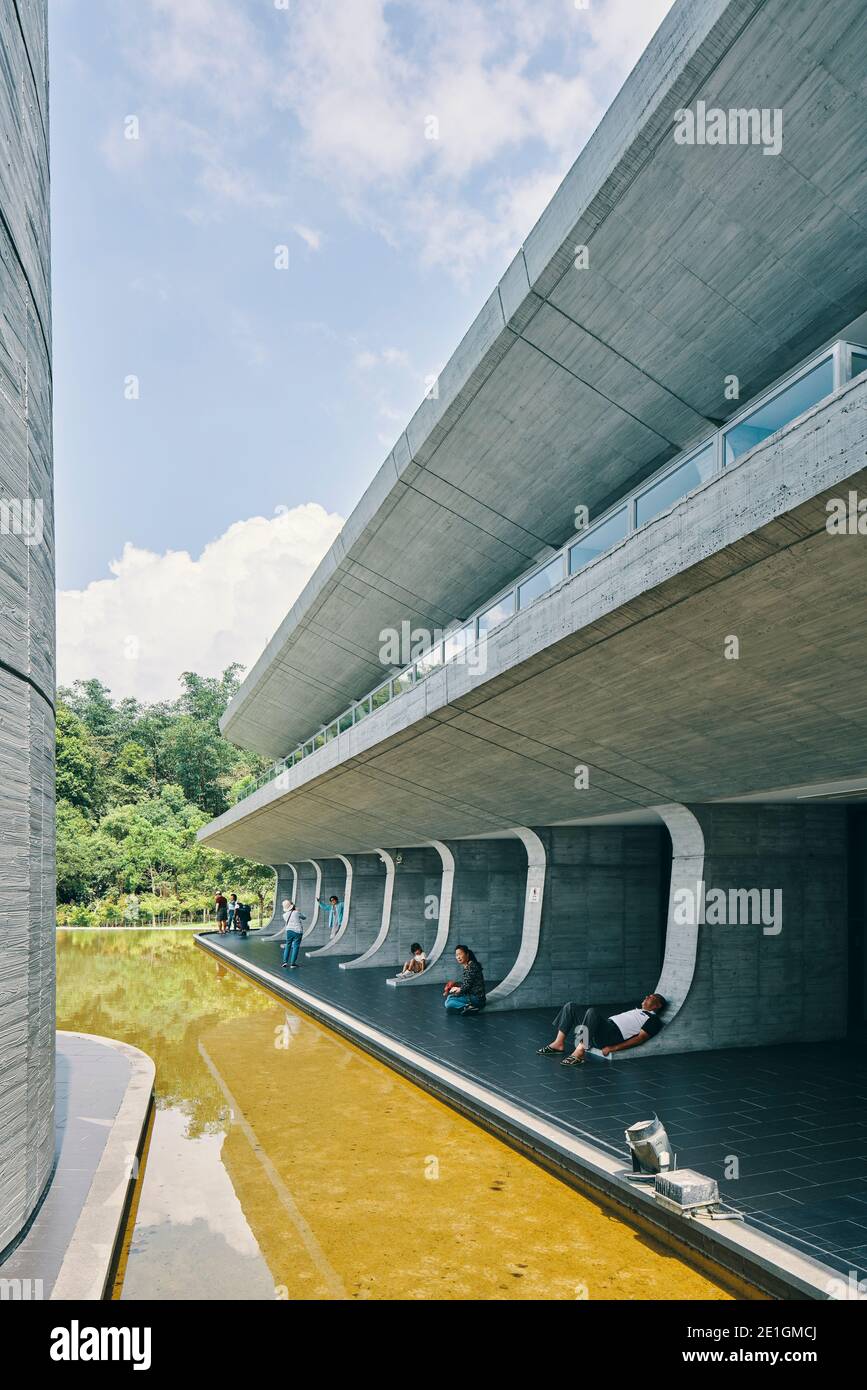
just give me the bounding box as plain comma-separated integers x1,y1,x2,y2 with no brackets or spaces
354,347,410,370
275,0,676,278
58,504,344,703
101,0,676,276
293,224,322,251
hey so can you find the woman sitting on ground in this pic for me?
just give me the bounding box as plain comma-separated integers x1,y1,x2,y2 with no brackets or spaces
443,945,486,1014
394,943,427,980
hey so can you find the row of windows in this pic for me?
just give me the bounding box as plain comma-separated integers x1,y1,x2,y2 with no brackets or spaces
253,339,866,790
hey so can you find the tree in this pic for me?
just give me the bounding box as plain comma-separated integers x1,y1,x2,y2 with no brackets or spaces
110,741,154,803
55,705,106,818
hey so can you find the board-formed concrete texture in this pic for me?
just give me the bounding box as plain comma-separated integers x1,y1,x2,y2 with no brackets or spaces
0,0,55,1259
218,0,867,763
200,0,867,1051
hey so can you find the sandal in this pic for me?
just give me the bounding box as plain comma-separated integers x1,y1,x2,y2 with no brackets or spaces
536,1045,561,1056
560,1055,584,1066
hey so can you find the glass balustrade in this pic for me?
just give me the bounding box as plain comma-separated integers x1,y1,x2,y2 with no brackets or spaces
517,555,564,609
569,506,629,572
252,340,865,792
723,357,834,466
634,446,715,528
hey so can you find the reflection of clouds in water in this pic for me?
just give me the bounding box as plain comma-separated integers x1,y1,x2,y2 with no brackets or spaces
123,1106,274,1299
122,1216,276,1301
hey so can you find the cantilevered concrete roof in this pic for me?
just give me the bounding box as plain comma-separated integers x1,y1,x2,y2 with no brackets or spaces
200,376,867,862
223,0,867,758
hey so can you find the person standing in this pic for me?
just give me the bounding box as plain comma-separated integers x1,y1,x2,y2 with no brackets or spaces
317,894,344,940
281,900,306,969
227,893,238,930
214,890,228,935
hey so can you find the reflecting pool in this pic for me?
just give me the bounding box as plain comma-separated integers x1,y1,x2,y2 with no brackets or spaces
56,931,733,1301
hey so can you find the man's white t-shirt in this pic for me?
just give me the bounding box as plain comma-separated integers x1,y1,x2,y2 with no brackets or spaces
609,1007,653,1040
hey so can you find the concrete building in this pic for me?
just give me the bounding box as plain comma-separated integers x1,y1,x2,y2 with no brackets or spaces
0,0,55,1256
201,0,867,1056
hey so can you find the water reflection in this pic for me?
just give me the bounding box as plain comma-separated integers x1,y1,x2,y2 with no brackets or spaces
56,931,732,1302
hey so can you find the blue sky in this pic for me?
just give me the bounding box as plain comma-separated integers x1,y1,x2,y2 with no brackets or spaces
50,0,673,700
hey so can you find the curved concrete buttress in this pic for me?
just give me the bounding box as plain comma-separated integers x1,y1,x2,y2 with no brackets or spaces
485,827,547,1009
301,861,322,939
262,864,298,935
619,801,849,1059
308,845,355,956
339,850,395,968
649,803,705,1028
387,841,454,987
392,835,525,990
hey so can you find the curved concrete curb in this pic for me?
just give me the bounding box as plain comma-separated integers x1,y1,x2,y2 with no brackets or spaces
50,1033,155,1302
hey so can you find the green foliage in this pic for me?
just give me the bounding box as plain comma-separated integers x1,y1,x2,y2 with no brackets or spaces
55,665,272,919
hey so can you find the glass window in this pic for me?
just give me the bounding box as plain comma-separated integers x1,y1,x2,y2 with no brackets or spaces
338,710,354,734
313,731,325,751
302,740,314,758
517,556,563,609
635,447,715,528
444,627,468,663
371,682,391,710
353,696,372,724
392,669,414,696
477,591,515,634
724,357,834,465
568,508,629,575
416,642,444,676
850,350,867,381
325,721,339,742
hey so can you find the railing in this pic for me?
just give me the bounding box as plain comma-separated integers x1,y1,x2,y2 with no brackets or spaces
246,339,866,796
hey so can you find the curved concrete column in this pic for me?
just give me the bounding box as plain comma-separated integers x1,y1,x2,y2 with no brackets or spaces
491,823,669,1011
291,860,322,939
308,845,355,956
300,856,347,950
387,841,454,987
262,864,298,935
340,850,395,968
392,835,526,991
486,828,546,1008
618,802,849,1059
651,803,705,1026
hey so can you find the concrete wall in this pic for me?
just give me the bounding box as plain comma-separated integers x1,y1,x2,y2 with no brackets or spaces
636,804,849,1057
310,853,386,958
405,838,526,990
293,861,322,939
498,825,666,1010
388,847,443,968
341,845,443,970
263,864,297,933
0,0,54,1258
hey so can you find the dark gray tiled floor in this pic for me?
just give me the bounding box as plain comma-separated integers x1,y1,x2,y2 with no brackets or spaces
206,930,867,1283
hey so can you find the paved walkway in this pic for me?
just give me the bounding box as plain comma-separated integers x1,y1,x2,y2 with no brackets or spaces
0,1034,134,1297
204,930,867,1287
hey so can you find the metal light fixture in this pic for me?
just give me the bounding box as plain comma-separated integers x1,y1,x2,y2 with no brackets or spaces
624,1115,674,1180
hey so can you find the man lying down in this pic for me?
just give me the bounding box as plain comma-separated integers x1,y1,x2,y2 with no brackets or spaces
537,994,667,1064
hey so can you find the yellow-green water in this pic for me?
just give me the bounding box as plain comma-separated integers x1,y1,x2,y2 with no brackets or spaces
56,931,735,1301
